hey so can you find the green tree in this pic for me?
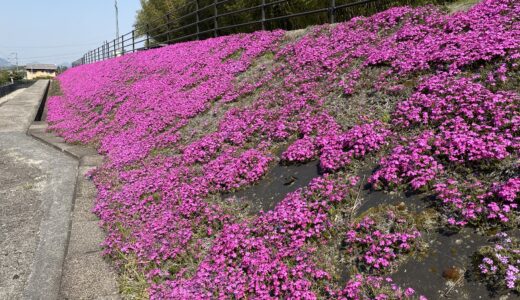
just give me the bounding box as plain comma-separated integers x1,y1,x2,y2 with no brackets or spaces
135,0,193,45
135,0,455,44
0,70,10,85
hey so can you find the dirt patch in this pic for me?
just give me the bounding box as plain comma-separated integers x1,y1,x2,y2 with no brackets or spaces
227,160,321,213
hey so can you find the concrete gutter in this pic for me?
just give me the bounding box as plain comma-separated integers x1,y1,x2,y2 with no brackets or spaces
0,81,48,133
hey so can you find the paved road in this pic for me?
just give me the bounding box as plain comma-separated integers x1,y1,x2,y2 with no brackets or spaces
0,81,78,299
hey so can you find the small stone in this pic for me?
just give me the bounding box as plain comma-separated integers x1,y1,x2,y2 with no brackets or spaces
442,266,462,281
12,274,19,280
455,239,462,245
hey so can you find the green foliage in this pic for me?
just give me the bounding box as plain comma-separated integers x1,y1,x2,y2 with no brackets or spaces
135,0,193,44
135,0,457,44
0,70,25,86
0,70,10,85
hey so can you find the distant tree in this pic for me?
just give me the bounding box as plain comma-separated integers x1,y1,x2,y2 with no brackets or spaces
57,66,68,74
0,70,10,85
12,70,24,81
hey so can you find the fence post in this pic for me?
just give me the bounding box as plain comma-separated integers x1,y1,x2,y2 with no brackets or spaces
146,24,150,49
195,0,200,40
329,0,336,24
113,39,116,57
132,31,136,53
261,0,266,31
213,0,218,37
121,35,125,55
166,14,171,43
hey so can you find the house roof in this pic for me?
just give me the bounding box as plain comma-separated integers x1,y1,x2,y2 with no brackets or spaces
25,63,57,71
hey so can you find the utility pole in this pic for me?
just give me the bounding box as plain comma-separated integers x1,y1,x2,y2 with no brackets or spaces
9,52,18,72
115,0,120,40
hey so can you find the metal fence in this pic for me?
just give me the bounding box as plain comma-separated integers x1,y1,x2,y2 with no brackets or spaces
0,81,35,98
72,0,426,67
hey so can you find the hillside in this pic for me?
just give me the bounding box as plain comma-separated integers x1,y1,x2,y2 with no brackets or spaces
47,0,519,298
0,57,11,68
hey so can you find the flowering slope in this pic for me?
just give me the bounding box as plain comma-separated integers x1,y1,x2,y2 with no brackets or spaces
48,0,519,298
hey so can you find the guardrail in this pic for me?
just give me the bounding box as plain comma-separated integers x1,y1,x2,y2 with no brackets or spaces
72,0,440,66
0,81,35,98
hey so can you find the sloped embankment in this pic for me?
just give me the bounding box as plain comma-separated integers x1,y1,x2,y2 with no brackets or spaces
48,0,519,298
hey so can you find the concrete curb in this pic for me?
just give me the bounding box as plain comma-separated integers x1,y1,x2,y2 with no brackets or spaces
28,122,85,161
28,122,120,299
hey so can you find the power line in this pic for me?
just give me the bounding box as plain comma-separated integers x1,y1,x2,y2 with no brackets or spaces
19,52,86,60
0,42,106,49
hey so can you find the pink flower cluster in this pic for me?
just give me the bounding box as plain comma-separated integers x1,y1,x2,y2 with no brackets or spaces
393,73,518,163
435,177,519,227
476,233,519,292
364,0,520,76
345,211,420,272
319,121,391,172
370,131,443,190
372,71,519,190
204,148,272,191
46,0,520,297
152,176,356,299
282,119,390,171
333,275,425,300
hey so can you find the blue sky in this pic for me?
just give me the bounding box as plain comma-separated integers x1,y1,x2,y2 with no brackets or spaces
0,0,142,65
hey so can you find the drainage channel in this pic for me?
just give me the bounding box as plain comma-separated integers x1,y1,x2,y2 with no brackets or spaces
34,80,50,122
